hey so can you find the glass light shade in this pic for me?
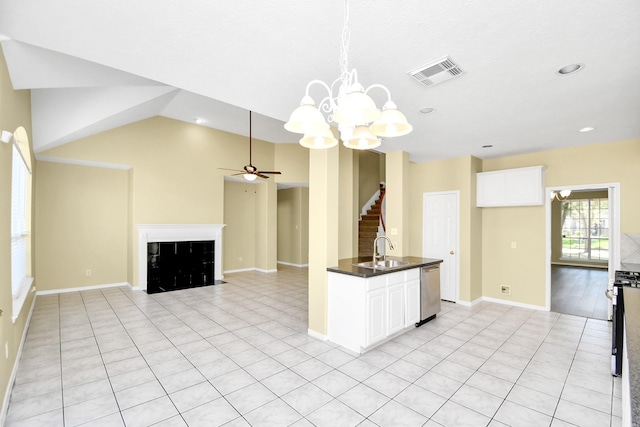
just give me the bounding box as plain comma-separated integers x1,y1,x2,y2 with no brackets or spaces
343,125,381,150
333,90,380,125
284,97,330,134
299,129,338,149
369,107,413,137
243,173,258,181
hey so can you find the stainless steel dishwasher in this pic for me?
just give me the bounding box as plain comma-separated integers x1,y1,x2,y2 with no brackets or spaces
416,265,441,327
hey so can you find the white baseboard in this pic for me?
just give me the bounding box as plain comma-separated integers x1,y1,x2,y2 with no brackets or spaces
1,291,37,427
477,296,547,311
36,282,131,296
307,329,328,341
277,261,309,268
223,268,278,274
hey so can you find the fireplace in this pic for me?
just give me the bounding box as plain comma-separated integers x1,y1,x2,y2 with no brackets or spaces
137,224,225,293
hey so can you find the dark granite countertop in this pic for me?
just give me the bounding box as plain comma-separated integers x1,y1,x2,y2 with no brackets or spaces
625,287,640,426
327,256,443,278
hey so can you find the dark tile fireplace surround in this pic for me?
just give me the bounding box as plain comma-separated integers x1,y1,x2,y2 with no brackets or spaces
147,240,221,294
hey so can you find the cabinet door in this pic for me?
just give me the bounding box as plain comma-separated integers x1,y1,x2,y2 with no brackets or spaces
405,280,420,326
387,283,405,335
366,289,386,346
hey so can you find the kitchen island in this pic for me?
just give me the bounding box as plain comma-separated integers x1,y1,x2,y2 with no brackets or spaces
327,256,442,354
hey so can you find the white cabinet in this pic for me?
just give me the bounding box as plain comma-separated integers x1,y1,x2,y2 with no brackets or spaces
404,279,420,326
477,165,545,207
328,267,421,354
366,289,386,346
387,283,405,336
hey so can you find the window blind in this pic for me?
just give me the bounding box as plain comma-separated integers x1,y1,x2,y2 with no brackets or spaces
11,142,29,295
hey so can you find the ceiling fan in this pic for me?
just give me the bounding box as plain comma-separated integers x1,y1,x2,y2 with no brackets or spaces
219,111,282,181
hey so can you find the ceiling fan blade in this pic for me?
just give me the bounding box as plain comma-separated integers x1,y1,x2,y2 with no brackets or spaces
257,171,282,175
218,167,244,172
256,173,270,179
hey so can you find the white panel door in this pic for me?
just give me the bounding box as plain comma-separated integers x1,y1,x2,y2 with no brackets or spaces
423,192,459,302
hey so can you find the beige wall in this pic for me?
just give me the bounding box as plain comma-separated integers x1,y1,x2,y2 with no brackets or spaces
551,190,609,265
408,155,483,303
275,143,309,184
0,47,35,420
339,145,358,259
358,150,382,210
277,187,310,265
481,139,640,307
223,181,257,271
42,117,291,283
35,162,128,290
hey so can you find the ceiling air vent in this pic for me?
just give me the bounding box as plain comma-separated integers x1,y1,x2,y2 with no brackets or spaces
409,57,463,88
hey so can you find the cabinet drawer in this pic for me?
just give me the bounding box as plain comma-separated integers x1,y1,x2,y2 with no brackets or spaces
386,270,406,285
405,268,419,281
366,275,386,291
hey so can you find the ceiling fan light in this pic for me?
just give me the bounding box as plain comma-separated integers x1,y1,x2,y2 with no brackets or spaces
284,97,330,134
369,103,413,137
343,125,381,150
243,173,258,181
299,129,338,149
333,89,380,125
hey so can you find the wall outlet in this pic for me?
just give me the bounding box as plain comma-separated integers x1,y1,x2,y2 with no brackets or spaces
85,269,91,276
501,285,511,295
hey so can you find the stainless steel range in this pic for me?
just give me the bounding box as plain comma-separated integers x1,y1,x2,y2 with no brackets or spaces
611,268,640,376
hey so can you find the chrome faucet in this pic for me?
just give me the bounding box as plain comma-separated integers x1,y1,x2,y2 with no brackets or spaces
373,235,395,263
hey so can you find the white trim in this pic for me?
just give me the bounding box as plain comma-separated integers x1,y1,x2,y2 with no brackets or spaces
545,182,620,312
307,329,328,341
137,224,225,291
1,290,36,427
224,267,280,274
422,190,460,303
36,282,131,296
551,261,607,269
277,261,309,268
223,268,255,274
11,278,34,323
456,298,482,307
256,268,278,274
480,296,547,311
36,155,132,170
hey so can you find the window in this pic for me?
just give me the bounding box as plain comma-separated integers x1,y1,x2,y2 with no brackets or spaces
561,197,609,262
10,127,33,320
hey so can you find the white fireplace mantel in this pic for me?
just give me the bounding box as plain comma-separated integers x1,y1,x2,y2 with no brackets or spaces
137,224,225,291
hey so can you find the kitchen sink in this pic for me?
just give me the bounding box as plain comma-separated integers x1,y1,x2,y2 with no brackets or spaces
353,259,410,270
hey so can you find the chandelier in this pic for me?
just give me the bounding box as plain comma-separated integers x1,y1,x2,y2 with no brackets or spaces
550,189,572,201
284,0,412,150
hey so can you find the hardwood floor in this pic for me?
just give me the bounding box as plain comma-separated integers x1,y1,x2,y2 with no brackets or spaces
551,265,610,320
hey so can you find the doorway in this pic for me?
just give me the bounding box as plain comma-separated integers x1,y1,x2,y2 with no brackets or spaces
545,183,620,319
423,191,459,302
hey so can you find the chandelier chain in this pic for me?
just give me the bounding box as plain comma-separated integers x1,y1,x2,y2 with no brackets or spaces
340,0,351,84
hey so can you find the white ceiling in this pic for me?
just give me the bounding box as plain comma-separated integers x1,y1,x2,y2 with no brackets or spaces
1,0,639,163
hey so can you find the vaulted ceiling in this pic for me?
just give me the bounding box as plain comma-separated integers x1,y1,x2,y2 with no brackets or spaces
1,0,639,163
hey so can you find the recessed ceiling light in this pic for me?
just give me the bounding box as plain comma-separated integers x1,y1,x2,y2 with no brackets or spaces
419,107,436,114
482,145,493,148
557,64,584,75
194,118,206,124
579,127,595,133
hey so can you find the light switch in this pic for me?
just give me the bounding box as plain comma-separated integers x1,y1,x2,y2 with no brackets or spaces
390,228,398,236
511,242,517,249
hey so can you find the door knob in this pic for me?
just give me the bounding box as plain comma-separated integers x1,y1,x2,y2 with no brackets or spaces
450,251,455,255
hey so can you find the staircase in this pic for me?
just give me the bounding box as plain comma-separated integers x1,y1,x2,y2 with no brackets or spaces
358,185,385,258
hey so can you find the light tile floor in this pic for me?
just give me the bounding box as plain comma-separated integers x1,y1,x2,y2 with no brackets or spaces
5,266,621,427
